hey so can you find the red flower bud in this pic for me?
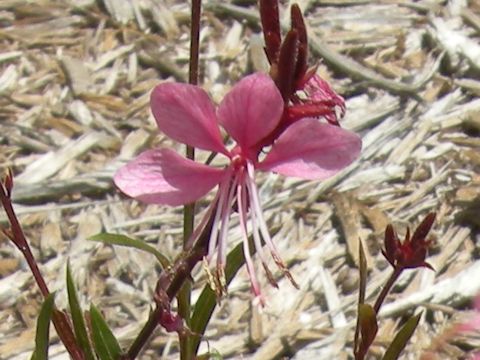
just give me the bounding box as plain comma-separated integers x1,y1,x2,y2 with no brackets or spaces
259,0,281,64
382,213,436,270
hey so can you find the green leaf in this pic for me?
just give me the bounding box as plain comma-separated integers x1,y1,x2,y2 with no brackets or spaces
90,304,122,360
358,239,368,305
196,349,223,360
89,233,170,269
356,303,378,359
31,293,55,360
382,313,422,360
66,262,96,360
354,239,369,356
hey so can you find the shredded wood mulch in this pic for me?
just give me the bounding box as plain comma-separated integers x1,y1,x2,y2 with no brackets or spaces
1,1,480,359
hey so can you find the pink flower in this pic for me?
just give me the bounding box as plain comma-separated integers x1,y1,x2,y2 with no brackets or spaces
114,73,361,302
455,295,480,360
457,296,480,333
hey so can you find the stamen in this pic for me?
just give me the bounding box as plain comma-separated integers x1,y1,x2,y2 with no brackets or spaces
246,163,299,289
217,172,238,269
244,166,278,288
208,175,231,260
203,258,218,293
186,189,220,250
237,171,264,304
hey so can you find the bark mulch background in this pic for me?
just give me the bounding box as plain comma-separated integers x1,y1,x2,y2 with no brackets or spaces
1,0,480,359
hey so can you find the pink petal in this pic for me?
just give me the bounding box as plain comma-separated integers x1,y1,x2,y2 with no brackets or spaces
114,148,226,206
217,73,283,150
303,74,346,120
150,83,227,154
258,118,361,179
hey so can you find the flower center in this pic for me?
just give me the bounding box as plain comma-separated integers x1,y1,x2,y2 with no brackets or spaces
230,146,247,171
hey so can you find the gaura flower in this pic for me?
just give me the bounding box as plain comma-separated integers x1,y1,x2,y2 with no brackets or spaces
456,295,480,334
114,73,361,303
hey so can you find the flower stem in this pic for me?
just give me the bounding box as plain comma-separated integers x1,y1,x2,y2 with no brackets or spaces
0,181,84,360
180,1,202,359
373,267,403,314
188,0,201,87
183,0,201,248
128,3,203,358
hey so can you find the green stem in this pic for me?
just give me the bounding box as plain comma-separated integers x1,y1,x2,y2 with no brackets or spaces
179,1,201,359
127,2,205,357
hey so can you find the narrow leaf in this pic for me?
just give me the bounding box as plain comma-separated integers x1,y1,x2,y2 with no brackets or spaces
356,304,378,359
66,262,96,360
382,313,422,360
90,304,122,360
358,239,368,305
354,239,368,355
89,233,170,269
31,293,55,360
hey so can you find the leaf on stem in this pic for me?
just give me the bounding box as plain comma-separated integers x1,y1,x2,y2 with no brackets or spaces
31,293,55,360
66,262,96,360
89,233,171,269
356,303,378,360
358,239,368,305
90,304,123,360
382,313,422,360
354,239,368,356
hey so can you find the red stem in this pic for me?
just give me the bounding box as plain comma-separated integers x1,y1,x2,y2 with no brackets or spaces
0,183,84,360
373,267,403,314
189,0,201,86
0,185,49,296
127,215,213,359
